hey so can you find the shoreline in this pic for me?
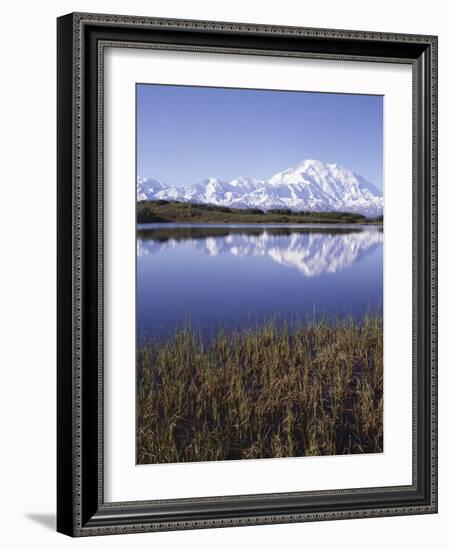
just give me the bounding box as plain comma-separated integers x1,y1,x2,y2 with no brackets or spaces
137,200,383,225
137,314,383,464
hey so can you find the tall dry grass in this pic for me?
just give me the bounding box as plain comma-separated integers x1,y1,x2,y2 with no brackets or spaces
137,315,383,464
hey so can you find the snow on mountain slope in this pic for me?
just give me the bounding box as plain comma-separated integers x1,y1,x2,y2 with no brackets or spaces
137,176,168,201
138,160,383,216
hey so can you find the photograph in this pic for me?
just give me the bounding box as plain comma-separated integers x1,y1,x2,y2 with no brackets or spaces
135,84,384,465
54,9,437,538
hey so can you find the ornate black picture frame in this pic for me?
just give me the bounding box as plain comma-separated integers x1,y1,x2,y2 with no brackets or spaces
57,12,438,536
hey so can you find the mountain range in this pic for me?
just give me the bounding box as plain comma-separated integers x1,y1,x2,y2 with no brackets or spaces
137,159,383,217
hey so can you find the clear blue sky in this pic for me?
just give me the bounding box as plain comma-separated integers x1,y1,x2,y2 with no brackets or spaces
137,84,383,190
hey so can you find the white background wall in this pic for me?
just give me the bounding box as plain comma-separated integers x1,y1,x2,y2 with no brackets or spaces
0,1,446,548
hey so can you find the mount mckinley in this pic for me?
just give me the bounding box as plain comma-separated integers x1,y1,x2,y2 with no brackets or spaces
137,159,383,217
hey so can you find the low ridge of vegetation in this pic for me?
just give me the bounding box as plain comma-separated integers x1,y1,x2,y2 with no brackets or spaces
137,315,383,464
137,200,383,225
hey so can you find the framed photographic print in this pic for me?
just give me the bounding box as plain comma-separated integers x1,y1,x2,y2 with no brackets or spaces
57,12,438,536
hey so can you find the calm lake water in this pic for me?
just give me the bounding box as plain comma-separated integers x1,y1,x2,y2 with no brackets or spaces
137,224,383,342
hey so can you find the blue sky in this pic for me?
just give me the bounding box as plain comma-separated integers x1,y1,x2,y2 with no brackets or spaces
137,84,383,190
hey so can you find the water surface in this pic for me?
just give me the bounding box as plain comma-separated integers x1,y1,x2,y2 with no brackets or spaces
137,224,383,341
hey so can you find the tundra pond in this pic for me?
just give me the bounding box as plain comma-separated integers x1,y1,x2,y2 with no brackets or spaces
136,224,383,342
136,224,384,464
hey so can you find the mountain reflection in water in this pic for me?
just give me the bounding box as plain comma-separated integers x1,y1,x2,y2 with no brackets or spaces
137,224,383,340
137,224,383,278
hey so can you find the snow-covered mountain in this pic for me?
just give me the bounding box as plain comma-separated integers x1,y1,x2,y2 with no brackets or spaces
138,159,383,216
137,177,167,201
138,227,383,277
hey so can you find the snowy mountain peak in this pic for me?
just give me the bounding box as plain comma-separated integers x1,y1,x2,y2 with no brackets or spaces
137,177,167,202
202,176,224,186
229,176,263,190
138,160,383,217
269,159,327,183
